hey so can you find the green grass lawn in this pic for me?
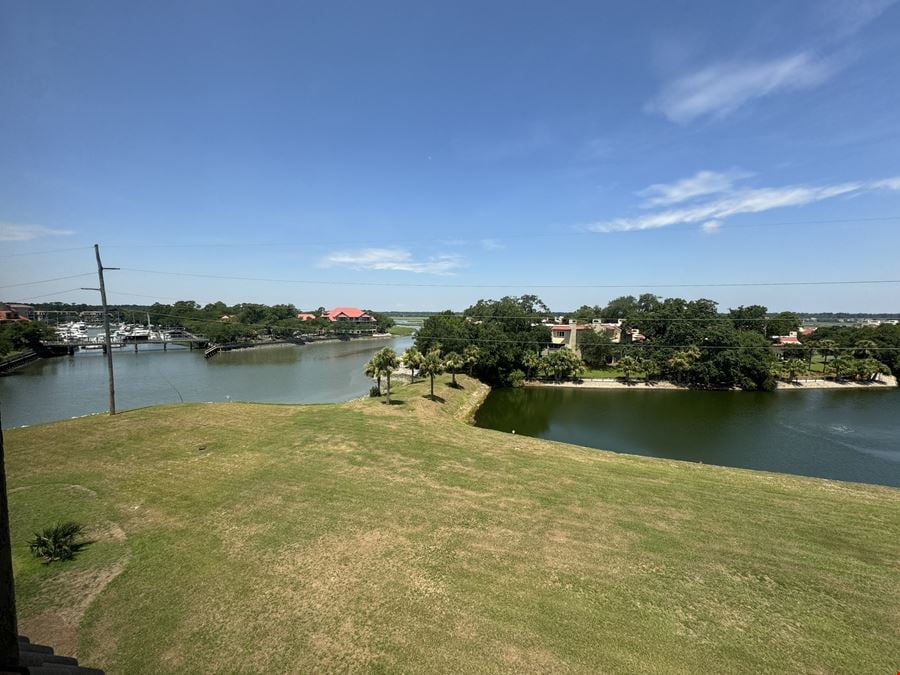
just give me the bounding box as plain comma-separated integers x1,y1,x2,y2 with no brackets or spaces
388,324,417,336
5,376,899,673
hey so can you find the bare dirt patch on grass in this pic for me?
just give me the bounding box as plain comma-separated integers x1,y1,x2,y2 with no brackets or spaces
20,558,128,658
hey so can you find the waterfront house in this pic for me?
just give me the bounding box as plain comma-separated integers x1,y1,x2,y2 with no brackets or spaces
550,321,593,351
325,307,376,323
0,303,30,324
772,331,802,346
296,312,317,321
548,318,646,357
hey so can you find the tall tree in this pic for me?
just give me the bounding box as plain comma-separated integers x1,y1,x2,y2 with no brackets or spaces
374,348,399,404
617,355,639,382
401,347,423,382
463,345,482,375
781,358,806,382
767,312,801,337
541,349,584,382
419,349,445,399
444,352,464,387
729,304,769,335
816,339,838,374
578,330,613,368
364,358,381,395
854,339,878,359
522,351,541,379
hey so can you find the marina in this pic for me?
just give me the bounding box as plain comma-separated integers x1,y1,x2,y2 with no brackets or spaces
45,321,209,352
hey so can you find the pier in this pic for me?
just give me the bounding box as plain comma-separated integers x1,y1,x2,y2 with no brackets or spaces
40,332,209,354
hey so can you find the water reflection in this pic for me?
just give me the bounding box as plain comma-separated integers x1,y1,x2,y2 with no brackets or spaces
475,387,900,486
0,336,412,427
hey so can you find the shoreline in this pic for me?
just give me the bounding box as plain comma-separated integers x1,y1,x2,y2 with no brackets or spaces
526,374,898,391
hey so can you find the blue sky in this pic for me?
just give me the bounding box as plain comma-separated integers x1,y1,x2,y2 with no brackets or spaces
2,0,900,312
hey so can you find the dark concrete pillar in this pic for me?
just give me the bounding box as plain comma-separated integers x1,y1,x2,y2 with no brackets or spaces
0,405,20,665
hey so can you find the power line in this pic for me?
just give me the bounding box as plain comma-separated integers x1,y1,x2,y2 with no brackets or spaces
12,288,85,302
87,307,900,351
116,267,900,290
0,273,95,290
21,289,897,326
99,291,900,324
4,246,94,258
87,214,900,250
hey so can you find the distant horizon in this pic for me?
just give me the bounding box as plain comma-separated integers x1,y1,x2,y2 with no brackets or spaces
7,298,900,319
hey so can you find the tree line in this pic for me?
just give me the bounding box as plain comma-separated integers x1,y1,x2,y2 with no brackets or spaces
404,294,896,390
142,301,394,343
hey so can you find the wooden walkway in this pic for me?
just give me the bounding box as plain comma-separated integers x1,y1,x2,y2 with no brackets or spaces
42,334,209,353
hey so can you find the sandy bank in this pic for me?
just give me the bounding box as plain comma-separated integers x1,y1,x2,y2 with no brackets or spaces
526,375,898,391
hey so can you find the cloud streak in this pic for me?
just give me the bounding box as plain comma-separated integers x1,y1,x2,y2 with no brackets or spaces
320,248,464,275
586,171,900,233
648,51,838,123
0,224,75,241
638,169,752,206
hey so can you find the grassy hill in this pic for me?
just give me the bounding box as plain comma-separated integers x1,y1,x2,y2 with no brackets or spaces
5,375,899,673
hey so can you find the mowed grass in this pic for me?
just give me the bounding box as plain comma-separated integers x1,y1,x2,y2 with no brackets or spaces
5,375,900,673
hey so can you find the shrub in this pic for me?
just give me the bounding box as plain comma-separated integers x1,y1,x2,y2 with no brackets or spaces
507,369,526,388
29,522,85,563
369,386,381,398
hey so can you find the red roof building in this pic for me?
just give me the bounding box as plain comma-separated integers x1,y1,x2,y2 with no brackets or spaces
0,304,29,323
772,331,802,346
325,307,375,323
297,312,317,321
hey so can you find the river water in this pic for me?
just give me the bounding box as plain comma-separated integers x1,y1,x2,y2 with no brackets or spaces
0,336,413,428
474,386,900,487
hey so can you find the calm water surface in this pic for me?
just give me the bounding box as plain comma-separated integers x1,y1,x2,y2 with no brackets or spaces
0,336,412,428
475,387,900,487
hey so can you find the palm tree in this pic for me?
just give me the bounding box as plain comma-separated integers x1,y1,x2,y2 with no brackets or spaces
374,347,399,404
816,339,838,375
364,358,381,395
444,351,464,387
860,357,888,382
781,358,806,382
463,345,481,375
522,351,541,380
401,347,423,382
667,352,691,384
854,339,878,359
419,349,445,399
832,355,855,380
617,355,639,383
640,357,657,382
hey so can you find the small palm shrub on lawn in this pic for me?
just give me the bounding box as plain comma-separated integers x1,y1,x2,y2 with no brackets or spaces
29,522,85,563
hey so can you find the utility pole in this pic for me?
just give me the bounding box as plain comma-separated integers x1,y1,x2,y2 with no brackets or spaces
94,244,119,415
0,405,19,666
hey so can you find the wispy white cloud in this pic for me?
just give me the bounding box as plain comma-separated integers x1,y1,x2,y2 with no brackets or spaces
638,169,753,206
586,172,900,233
700,219,723,235
648,51,838,123
873,176,900,190
818,0,899,39
0,223,75,241
320,248,464,275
